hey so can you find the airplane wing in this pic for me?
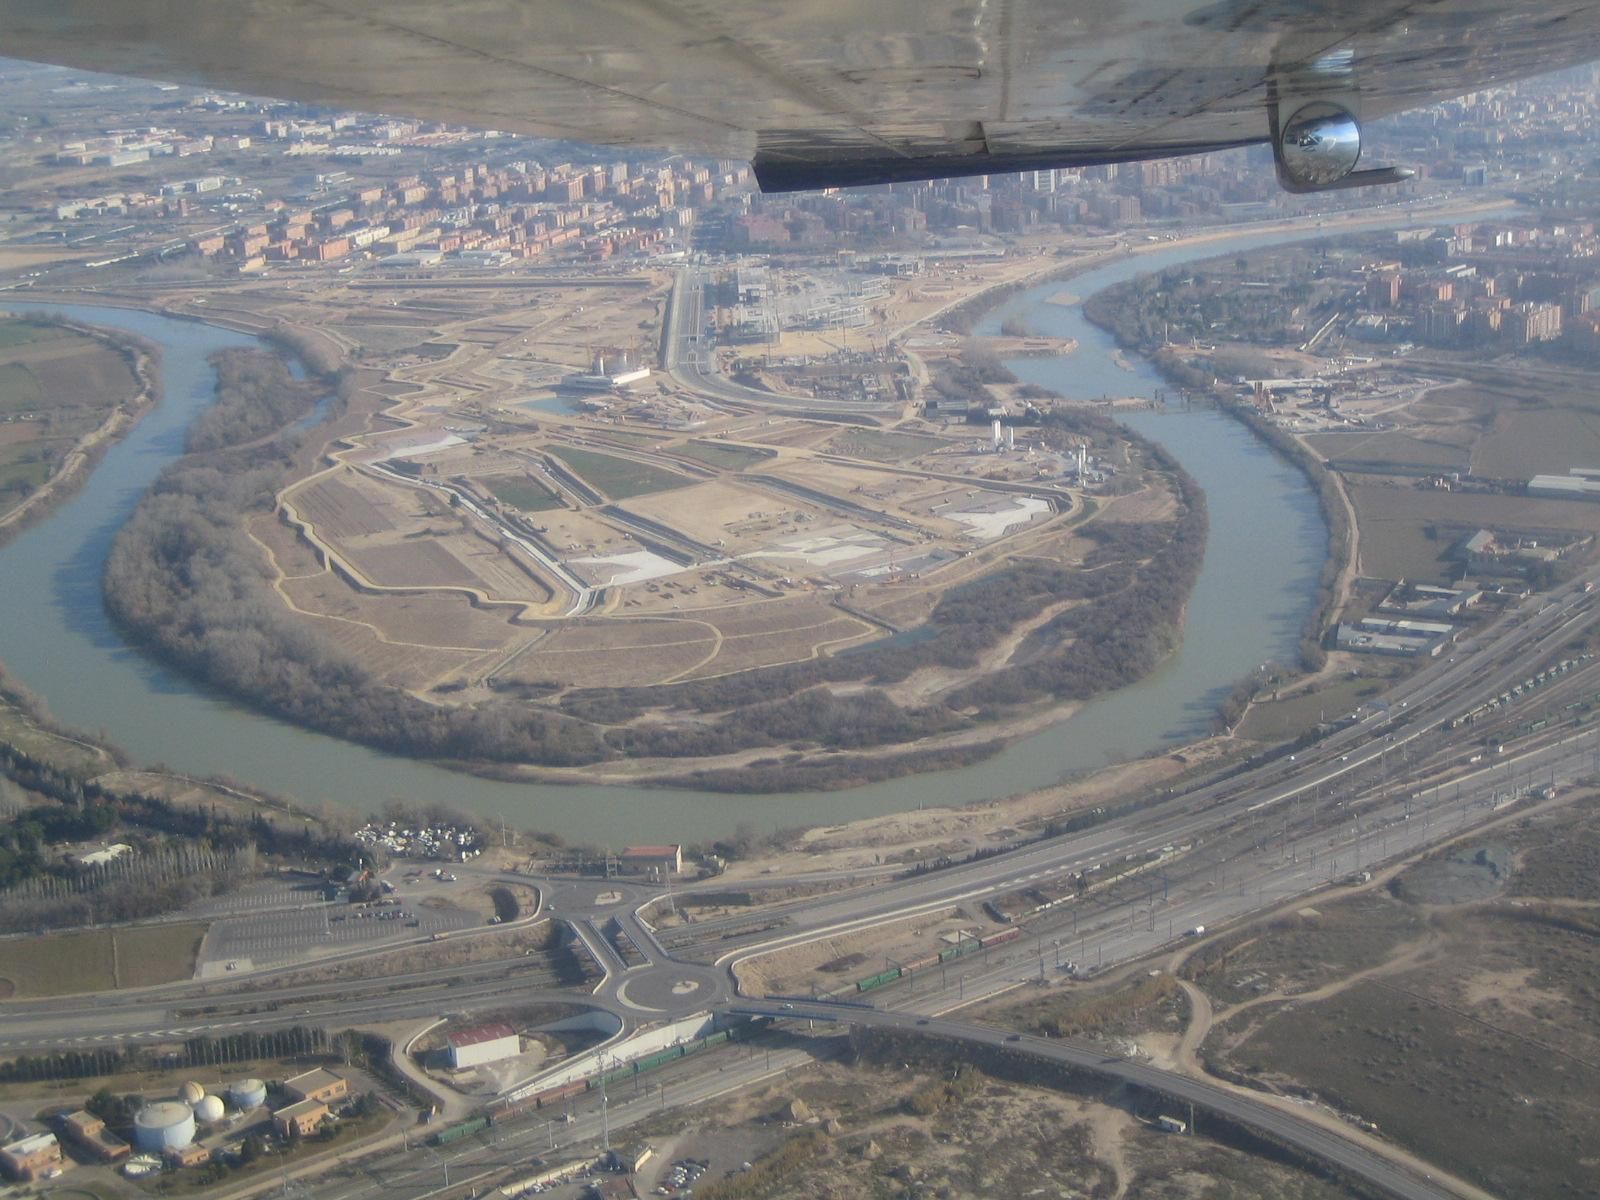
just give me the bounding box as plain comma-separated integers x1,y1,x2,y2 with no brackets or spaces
2,0,1599,190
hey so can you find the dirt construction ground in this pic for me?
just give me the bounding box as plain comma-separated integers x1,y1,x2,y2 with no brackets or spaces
1179,789,1600,1199
631,1054,1359,1200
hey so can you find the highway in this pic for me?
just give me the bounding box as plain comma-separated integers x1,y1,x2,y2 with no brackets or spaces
4,560,1597,1200
0,957,615,1052
0,876,740,1052
729,1000,1458,1200
642,571,1600,977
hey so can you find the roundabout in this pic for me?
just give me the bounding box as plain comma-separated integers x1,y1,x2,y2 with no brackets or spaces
610,963,726,1015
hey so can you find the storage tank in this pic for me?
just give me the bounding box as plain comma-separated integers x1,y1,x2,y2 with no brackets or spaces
134,1101,196,1152
178,1080,205,1105
227,1079,267,1111
194,1094,225,1124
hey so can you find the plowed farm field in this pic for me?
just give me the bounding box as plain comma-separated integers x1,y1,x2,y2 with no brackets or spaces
295,475,395,538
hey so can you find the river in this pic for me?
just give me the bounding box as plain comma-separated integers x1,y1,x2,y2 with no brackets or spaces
0,209,1467,843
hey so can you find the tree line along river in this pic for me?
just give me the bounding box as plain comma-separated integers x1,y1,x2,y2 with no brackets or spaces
0,209,1476,843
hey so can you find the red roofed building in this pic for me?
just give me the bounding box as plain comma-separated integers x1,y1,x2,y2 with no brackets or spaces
618,845,683,878
447,1022,520,1069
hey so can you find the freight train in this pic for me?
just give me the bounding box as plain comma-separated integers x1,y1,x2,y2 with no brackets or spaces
853,927,1022,994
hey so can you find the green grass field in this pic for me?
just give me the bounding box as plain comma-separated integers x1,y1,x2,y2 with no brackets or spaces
675,440,771,470
1475,406,1600,477
0,362,43,413
1237,672,1395,741
1347,483,1456,582
593,430,665,448
0,452,51,500
0,318,63,349
0,698,112,778
0,922,206,997
485,475,563,512
549,446,692,499
823,429,947,462
1305,431,1469,471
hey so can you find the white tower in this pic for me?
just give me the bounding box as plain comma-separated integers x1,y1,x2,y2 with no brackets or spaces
991,418,1002,450
1006,426,1015,451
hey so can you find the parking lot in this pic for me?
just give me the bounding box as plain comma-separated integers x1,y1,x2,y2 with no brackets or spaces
198,896,481,972
186,879,325,918
647,1156,711,1195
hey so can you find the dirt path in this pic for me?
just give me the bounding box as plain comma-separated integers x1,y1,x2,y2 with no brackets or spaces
1329,463,1362,601
1148,797,1600,1200
1168,962,1496,1200
886,597,1079,705
1174,980,1213,1075
390,1018,468,1121
1212,933,1440,1033
1086,1104,1136,1199
244,522,498,656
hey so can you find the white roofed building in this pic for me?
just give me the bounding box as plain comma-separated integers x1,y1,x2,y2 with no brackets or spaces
447,1022,521,1070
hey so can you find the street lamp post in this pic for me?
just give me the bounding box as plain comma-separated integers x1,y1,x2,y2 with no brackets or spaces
597,1054,611,1151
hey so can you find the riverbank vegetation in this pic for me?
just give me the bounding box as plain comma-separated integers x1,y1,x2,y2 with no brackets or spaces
567,412,1206,790
571,421,1202,732
935,247,1093,335
104,348,612,770
96,333,1209,789
1082,247,1352,688
186,347,323,451
0,736,260,933
0,708,385,932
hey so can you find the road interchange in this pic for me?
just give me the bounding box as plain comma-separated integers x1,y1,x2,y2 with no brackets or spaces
4,565,1597,1200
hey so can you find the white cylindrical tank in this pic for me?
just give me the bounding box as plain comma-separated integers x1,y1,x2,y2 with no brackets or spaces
178,1080,204,1105
227,1079,267,1111
134,1101,196,1152
194,1095,225,1123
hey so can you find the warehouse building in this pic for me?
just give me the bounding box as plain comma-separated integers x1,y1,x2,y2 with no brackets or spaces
1334,616,1455,657
1378,581,1480,618
1528,470,1600,501
448,1022,521,1069
617,845,683,878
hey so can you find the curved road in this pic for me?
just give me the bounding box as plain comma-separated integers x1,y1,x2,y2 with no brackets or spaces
731,999,1458,1200
4,568,1596,1200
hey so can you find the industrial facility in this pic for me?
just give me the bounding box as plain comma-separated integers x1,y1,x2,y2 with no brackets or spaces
227,1078,268,1111
1334,616,1458,657
448,1021,522,1070
0,1132,62,1182
133,1100,196,1153
282,1067,348,1106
